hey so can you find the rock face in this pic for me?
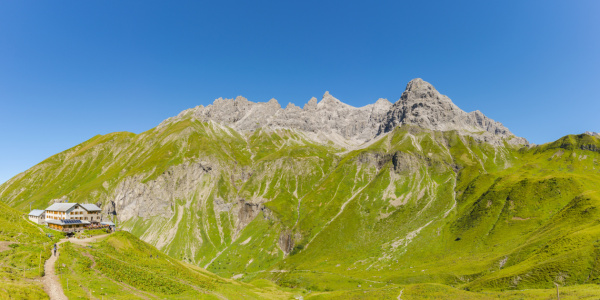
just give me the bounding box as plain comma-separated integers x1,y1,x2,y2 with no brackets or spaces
236,199,263,236
278,230,294,255
379,79,527,145
162,92,393,147
112,161,213,221
160,78,527,147
585,131,600,137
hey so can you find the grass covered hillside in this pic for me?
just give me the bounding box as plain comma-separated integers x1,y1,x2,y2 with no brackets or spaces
263,132,600,291
53,231,600,299
1,114,599,297
0,119,342,278
0,201,63,299
56,231,300,299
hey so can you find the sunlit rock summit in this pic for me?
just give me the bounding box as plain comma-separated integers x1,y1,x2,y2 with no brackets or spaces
161,78,527,147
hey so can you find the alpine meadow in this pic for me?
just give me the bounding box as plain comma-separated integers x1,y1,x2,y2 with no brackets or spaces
2,79,600,299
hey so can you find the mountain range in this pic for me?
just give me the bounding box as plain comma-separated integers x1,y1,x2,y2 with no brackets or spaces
160,78,527,147
1,79,599,297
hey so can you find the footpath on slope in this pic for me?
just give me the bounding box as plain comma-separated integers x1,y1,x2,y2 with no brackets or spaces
43,234,111,300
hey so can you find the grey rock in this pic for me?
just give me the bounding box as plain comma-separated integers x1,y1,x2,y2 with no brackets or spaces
392,151,420,174
160,78,527,147
379,79,527,146
213,198,233,213
585,131,600,137
235,198,273,237
236,199,261,234
187,91,392,147
278,230,294,255
112,161,213,221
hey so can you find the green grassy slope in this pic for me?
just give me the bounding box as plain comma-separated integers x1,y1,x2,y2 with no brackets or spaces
1,116,599,296
56,231,301,299
57,231,600,299
262,131,600,292
0,201,63,299
0,120,254,210
306,283,600,300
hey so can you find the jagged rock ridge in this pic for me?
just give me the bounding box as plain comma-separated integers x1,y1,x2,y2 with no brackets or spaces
160,78,527,146
379,79,527,145
585,131,600,137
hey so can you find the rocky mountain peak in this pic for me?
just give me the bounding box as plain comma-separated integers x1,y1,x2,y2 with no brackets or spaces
405,78,435,92
366,98,393,115
400,78,450,105
375,98,392,106
234,96,250,104
585,131,600,137
304,97,318,110
285,102,301,111
161,79,527,147
317,91,348,109
267,98,281,108
378,79,527,146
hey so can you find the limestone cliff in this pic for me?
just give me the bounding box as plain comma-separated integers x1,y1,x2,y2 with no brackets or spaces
161,78,527,147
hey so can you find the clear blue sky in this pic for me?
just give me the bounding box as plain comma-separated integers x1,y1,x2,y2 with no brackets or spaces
1,1,599,184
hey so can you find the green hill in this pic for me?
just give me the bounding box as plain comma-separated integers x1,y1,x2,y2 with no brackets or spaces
0,201,63,299
51,231,600,299
56,231,300,299
1,115,600,297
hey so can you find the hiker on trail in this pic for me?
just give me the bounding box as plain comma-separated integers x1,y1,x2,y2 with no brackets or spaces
53,243,57,256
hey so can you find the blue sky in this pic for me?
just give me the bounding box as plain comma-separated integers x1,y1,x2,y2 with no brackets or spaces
0,1,599,183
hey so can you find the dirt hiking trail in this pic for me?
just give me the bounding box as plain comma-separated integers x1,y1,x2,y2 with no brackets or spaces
43,234,110,300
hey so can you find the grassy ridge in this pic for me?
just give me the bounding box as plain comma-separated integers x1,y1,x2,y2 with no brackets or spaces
261,128,600,292
1,119,600,295
56,231,600,299
57,231,302,299
306,283,600,300
0,201,63,299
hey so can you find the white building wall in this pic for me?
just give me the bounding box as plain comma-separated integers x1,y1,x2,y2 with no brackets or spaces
28,214,45,224
45,210,67,221
68,206,101,222
43,203,102,228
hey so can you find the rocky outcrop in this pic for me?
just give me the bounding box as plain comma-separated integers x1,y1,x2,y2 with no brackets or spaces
236,199,261,232
235,199,273,237
106,200,117,216
213,198,233,213
111,161,213,221
355,152,393,170
585,131,600,137
161,92,393,147
392,151,420,174
379,79,527,146
159,78,527,147
278,230,294,255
